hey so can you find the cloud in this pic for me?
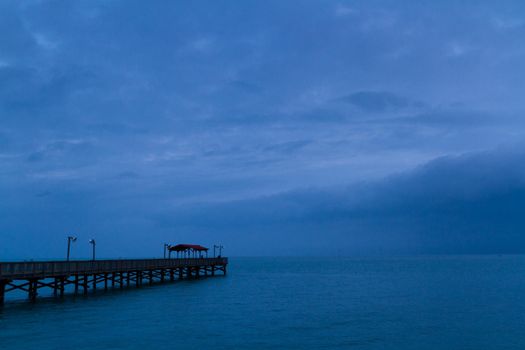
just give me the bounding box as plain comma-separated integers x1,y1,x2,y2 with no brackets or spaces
335,4,356,17
186,37,215,53
1,1,525,257
33,32,59,50
492,17,525,30
337,91,415,113
25,139,93,163
262,140,311,154
228,80,263,94
154,147,525,255
445,42,473,57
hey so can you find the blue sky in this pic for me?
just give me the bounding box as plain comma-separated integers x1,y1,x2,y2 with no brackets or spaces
2,0,525,258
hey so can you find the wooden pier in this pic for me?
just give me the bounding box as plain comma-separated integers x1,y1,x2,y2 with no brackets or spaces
0,257,227,304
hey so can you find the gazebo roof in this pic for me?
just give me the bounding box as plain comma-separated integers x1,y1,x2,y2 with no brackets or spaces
168,244,209,252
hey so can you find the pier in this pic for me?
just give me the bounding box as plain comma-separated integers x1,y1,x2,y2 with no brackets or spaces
0,257,227,304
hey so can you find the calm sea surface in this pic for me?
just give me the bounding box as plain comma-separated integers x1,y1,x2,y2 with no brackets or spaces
1,256,525,349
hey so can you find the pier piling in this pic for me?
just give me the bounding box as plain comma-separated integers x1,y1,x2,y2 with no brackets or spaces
0,280,6,304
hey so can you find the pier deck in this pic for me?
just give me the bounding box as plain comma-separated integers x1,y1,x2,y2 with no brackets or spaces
0,257,227,304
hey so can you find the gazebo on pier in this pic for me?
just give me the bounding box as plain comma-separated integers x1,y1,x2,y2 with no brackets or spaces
168,244,209,259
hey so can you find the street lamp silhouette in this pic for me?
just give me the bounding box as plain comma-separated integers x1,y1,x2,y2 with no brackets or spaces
89,239,96,261
164,243,171,259
214,245,224,258
66,236,77,261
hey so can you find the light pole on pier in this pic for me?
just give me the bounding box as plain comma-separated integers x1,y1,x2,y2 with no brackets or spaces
66,236,77,261
89,239,96,261
164,243,171,259
214,245,224,258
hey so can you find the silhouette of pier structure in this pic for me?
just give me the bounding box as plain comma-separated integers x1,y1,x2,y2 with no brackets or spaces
0,244,227,304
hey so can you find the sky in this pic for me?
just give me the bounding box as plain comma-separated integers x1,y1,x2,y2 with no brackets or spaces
1,0,525,259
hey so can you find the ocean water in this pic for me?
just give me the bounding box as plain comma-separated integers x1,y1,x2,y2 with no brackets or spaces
1,256,525,349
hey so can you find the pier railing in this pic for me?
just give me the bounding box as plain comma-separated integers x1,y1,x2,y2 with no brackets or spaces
0,257,228,279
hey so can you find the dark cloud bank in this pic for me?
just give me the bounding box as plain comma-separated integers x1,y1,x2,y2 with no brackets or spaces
160,147,525,256
2,147,523,258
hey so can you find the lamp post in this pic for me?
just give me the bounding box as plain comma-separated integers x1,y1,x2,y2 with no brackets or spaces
89,239,96,261
214,245,224,258
164,243,171,259
66,236,77,261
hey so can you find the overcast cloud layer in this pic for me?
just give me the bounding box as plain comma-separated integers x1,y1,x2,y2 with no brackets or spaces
1,0,525,258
